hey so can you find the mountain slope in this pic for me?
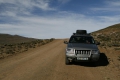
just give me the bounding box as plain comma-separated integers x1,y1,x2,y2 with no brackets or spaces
0,34,37,44
92,23,120,34
91,23,120,47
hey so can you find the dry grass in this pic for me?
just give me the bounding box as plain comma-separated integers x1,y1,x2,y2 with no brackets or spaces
0,34,55,58
91,23,120,72
91,23,120,47
98,46,120,79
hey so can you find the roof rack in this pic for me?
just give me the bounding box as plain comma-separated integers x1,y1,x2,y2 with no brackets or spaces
73,33,87,35
72,30,91,36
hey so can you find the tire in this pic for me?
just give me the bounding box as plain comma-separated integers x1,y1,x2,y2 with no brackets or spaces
65,57,70,65
93,61,99,66
76,30,87,34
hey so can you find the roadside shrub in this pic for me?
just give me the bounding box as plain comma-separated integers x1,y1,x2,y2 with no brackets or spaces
0,38,55,58
100,42,106,46
97,35,111,41
118,56,120,61
114,48,120,50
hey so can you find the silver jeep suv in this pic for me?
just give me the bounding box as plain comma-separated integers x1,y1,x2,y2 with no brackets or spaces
64,30,100,65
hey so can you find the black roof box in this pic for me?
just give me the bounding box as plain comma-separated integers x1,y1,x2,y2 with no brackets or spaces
76,30,87,34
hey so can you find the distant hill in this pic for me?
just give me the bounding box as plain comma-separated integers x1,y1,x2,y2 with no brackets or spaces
0,34,37,44
92,23,120,34
0,34,54,58
91,23,120,47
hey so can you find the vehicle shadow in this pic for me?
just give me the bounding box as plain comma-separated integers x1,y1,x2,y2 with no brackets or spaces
73,53,109,67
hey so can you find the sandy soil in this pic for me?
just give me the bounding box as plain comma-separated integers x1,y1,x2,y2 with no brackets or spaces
0,39,120,80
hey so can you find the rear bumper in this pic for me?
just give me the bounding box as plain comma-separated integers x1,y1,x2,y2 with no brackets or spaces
66,53,100,62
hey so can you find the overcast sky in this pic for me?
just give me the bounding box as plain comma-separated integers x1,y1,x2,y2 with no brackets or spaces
0,0,120,39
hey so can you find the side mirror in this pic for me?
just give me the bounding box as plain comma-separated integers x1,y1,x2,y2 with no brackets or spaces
95,41,100,45
64,41,68,44
95,40,100,45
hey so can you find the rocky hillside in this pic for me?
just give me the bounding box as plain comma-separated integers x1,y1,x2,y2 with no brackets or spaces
91,23,120,47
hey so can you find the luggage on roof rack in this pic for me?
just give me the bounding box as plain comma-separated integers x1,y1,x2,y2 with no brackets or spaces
73,33,76,35
76,30,87,34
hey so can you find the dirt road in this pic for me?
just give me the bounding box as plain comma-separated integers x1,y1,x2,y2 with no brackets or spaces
0,39,119,80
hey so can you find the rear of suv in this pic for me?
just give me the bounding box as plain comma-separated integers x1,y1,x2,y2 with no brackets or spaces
64,30,100,65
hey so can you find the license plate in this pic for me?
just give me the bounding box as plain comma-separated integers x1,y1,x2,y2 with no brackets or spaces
77,58,88,60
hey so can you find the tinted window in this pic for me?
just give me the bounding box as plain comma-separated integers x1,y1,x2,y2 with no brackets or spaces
69,36,95,44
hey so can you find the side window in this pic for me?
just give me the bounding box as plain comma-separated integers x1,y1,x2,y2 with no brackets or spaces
92,38,95,44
